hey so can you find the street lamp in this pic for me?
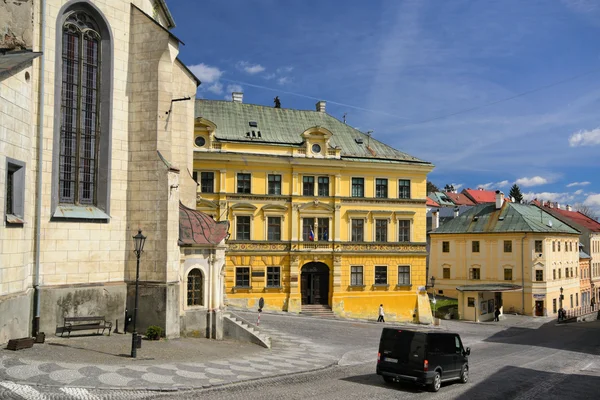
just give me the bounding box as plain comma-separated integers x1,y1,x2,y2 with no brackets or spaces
430,276,436,317
131,229,146,358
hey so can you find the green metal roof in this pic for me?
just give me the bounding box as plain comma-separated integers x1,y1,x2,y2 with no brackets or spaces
430,203,580,235
195,100,431,164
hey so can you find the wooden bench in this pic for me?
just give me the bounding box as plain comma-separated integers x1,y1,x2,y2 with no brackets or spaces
61,316,112,337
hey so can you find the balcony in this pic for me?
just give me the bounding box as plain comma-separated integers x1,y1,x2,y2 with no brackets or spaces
227,240,426,253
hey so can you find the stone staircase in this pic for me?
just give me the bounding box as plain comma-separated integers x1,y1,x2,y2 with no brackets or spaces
300,304,336,318
223,313,272,349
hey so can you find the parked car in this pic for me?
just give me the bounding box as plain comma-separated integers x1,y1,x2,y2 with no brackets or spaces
376,328,470,392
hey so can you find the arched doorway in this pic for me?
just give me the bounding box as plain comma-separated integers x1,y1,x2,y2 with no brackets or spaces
301,262,329,305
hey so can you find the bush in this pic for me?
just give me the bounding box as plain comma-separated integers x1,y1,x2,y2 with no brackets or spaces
145,325,163,340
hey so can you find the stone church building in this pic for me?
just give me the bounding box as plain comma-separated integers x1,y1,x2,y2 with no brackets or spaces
0,0,228,343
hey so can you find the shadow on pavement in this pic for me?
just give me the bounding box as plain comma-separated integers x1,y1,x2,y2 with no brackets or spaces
339,372,462,394
483,319,600,355
455,365,600,400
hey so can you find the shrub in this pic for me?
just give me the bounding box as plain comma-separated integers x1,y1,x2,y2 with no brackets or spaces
145,325,163,340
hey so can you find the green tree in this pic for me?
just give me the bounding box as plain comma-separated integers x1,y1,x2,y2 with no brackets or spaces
427,181,440,194
444,184,455,193
509,184,523,203
574,204,599,221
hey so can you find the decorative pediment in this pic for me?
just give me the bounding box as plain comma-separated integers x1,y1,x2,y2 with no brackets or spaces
196,197,219,210
261,204,288,212
298,199,334,213
301,126,333,140
194,117,217,131
231,203,258,211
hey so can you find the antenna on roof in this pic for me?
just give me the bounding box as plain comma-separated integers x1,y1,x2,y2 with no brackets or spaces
343,113,347,124
366,130,373,148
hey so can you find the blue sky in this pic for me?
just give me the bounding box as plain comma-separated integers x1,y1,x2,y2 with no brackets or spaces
170,0,600,215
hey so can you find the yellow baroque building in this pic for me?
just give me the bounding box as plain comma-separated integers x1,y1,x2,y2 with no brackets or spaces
193,95,434,323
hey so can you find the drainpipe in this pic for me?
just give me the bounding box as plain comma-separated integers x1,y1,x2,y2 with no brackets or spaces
33,0,47,337
208,250,214,339
521,234,527,315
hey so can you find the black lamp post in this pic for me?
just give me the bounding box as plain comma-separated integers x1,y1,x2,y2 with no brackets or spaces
131,229,146,358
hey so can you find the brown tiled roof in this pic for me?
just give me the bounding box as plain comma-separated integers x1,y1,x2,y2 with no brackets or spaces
541,205,600,233
461,188,497,204
179,202,229,245
443,192,475,206
426,197,440,207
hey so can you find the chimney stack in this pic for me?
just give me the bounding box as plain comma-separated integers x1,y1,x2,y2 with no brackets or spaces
566,204,572,211
432,209,440,229
454,207,460,218
316,100,326,113
495,190,504,210
232,92,243,103
556,203,561,210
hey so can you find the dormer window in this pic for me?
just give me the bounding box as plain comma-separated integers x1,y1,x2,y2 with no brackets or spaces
312,143,321,154
195,136,206,147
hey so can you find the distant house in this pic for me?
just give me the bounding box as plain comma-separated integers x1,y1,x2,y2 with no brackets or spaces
427,197,440,208
428,191,456,207
444,191,475,206
429,191,580,321
461,188,498,204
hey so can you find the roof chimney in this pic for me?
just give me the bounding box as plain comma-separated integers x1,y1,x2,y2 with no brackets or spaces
495,190,504,210
556,203,560,210
432,209,440,229
453,207,460,218
232,92,243,103
316,100,326,113
566,204,572,211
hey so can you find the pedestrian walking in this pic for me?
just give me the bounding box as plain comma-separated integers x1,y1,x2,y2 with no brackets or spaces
494,306,500,322
591,297,596,311
377,304,385,323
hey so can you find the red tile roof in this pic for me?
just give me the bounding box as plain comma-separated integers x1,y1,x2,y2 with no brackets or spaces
543,206,600,232
427,197,440,207
461,188,498,204
179,202,229,245
443,192,475,206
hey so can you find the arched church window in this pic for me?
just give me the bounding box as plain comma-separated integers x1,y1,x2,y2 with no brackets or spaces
187,269,204,306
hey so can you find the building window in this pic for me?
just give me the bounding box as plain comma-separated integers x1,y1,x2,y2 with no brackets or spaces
266,266,280,287
268,174,281,195
235,267,250,287
504,268,513,281
469,268,481,280
59,10,104,206
187,269,203,306
552,241,555,252
468,297,475,307
267,217,281,241
472,241,480,253
351,177,364,197
504,240,512,253
558,242,561,252
553,298,557,313
576,293,579,307
535,270,544,282
535,240,543,253
398,220,410,242
5,158,25,222
200,172,214,193
303,218,315,241
398,266,411,285
375,266,387,285
351,266,363,286
443,267,450,279
303,176,314,196
236,216,251,240
442,241,449,252
398,179,410,199
237,173,251,194
318,176,329,196
558,269,561,279
570,294,573,308
375,178,388,198
553,269,556,280
375,219,388,242
317,217,329,241
351,219,364,242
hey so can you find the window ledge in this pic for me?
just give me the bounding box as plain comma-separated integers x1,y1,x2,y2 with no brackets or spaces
372,284,390,290
348,285,366,290
6,214,25,225
264,286,284,292
395,284,412,289
52,205,110,221
232,286,252,293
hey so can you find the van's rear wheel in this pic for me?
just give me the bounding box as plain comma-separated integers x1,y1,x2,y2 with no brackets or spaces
460,366,469,383
429,372,441,392
382,376,394,384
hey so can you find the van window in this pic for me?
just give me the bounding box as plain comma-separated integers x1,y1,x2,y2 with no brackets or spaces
428,334,456,354
454,336,462,353
380,329,424,360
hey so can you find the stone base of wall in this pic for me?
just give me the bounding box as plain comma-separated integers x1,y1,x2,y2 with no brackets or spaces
0,289,33,345
180,309,224,339
126,282,180,339
39,283,126,337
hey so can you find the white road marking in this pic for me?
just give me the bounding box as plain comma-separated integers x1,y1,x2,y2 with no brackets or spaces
0,381,47,400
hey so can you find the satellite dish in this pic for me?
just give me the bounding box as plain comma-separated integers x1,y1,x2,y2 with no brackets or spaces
547,220,553,227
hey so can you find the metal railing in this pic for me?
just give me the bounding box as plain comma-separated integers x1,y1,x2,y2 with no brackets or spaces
563,305,598,320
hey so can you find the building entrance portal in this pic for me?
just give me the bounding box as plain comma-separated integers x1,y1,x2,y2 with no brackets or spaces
301,262,329,305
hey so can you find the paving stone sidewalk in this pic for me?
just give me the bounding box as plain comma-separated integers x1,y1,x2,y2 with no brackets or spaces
0,326,338,391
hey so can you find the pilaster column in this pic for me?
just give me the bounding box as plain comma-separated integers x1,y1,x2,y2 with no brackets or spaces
334,204,341,241
219,169,226,193
291,204,300,241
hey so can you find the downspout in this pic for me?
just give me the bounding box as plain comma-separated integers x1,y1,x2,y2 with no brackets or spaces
208,250,214,339
33,0,47,336
521,233,527,315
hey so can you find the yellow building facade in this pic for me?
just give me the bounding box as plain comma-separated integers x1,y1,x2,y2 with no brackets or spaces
429,196,581,321
193,96,434,323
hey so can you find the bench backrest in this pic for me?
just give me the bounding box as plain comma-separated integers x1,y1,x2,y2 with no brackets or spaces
64,316,105,323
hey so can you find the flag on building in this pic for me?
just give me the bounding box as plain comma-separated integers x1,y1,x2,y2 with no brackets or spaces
309,228,314,241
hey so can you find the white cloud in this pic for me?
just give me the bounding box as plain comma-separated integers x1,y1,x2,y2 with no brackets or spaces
496,180,509,188
263,73,276,80
522,191,575,204
477,182,494,190
226,84,243,93
566,181,591,187
207,82,223,95
451,183,463,191
476,181,508,190
568,127,600,147
188,63,223,84
583,194,600,207
277,66,294,73
237,61,265,75
277,76,291,85
515,176,548,187
574,189,584,195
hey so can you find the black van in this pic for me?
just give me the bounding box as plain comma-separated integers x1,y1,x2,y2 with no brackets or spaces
376,328,470,392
